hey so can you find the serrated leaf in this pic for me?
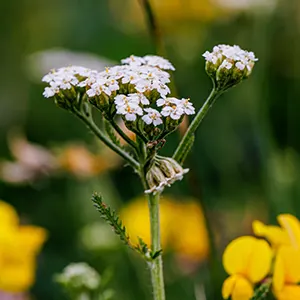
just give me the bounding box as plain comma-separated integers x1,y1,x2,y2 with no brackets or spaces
151,250,162,260
92,192,131,248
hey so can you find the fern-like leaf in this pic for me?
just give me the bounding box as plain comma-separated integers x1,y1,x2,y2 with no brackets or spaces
92,192,131,248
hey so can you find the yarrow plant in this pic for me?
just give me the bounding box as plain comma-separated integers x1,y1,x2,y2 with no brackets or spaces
42,45,257,300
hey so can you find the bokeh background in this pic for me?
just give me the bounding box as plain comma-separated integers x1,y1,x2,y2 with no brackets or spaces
1,0,299,299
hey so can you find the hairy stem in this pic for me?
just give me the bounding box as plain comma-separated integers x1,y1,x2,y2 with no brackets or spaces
173,88,220,163
147,192,165,300
74,110,139,169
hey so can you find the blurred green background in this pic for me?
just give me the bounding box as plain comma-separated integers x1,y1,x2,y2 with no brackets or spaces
1,0,300,299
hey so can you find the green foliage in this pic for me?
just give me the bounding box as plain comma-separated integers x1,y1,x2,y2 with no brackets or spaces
251,280,272,300
92,193,162,261
92,192,132,248
104,121,122,148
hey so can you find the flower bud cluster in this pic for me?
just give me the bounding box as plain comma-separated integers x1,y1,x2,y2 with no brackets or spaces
145,157,189,194
42,55,195,136
203,44,258,91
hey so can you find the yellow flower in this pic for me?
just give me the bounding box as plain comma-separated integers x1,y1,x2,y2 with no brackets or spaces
0,200,47,292
222,274,253,300
169,201,209,262
252,220,290,249
273,246,300,300
120,196,209,262
109,0,222,33
277,214,300,249
252,214,300,250
222,236,272,300
269,214,300,300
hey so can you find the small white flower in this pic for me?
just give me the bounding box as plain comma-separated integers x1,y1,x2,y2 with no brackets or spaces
43,85,59,98
152,81,170,97
128,93,150,105
220,60,233,70
156,97,180,107
202,51,218,64
114,94,131,107
135,80,152,93
161,105,184,120
144,55,175,71
236,61,245,70
116,102,143,121
121,55,145,66
142,108,163,126
178,98,195,115
106,78,119,92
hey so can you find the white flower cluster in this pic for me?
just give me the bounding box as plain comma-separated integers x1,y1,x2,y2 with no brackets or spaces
42,55,195,124
42,66,94,98
203,44,258,73
56,262,101,290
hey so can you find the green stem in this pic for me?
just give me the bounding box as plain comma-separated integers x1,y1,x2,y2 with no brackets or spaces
147,192,165,300
173,88,220,163
138,0,178,97
138,0,165,56
74,110,140,169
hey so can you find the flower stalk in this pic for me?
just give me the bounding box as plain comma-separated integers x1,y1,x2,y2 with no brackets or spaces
147,192,165,300
173,87,220,164
73,108,140,170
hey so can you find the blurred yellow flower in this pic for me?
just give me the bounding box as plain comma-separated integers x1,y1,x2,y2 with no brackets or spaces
222,236,272,300
120,196,209,263
110,0,221,33
0,200,47,293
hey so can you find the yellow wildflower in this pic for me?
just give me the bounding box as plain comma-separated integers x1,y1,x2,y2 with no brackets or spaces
0,200,47,292
222,236,272,300
120,196,209,262
268,214,300,300
277,214,300,249
273,246,300,300
110,0,221,33
252,220,290,249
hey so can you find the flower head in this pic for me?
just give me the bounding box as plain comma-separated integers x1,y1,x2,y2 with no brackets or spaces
203,44,258,91
222,236,272,300
42,54,193,140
